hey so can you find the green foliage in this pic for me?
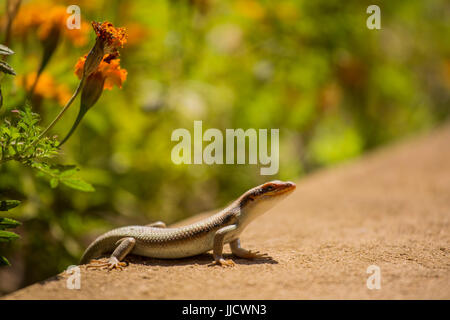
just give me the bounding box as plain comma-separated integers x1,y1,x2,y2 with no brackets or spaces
309,117,364,166
0,217,21,228
0,107,94,191
31,163,95,192
0,200,21,266
0,61,16,76
0,107,59,163
0,200,20,211
0,230,20,242
0,45,22,267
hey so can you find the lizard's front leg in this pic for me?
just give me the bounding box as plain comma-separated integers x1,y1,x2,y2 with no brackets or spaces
87,237,136,270
211,225,237,267
230,239,270,260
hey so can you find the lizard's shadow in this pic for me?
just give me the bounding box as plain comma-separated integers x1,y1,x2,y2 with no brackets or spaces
126,253,278,267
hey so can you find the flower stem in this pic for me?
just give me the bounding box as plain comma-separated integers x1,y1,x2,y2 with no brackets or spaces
29,77,85,148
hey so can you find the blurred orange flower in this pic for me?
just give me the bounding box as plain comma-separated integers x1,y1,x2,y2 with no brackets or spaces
17,72,71,106
125,23,149,47
75,54,127,90
12,2,89,47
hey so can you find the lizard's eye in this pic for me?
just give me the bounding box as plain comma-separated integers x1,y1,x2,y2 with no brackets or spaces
265,185,274,191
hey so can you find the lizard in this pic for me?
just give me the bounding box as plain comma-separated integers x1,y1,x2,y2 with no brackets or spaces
80,180,296,269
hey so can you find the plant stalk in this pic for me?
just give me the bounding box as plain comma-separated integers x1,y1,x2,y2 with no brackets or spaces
29,77,85,148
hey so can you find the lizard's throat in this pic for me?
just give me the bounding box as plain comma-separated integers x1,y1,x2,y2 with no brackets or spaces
239,194,289,227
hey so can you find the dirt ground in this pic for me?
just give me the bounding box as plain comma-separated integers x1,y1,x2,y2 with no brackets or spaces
4,125,450,300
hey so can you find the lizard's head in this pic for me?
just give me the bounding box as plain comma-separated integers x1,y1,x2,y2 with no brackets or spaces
237,180,296,223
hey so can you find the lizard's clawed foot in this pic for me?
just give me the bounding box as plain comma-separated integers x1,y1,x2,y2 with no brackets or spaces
240,250,271,260
86,257,128,271
210,258,235,267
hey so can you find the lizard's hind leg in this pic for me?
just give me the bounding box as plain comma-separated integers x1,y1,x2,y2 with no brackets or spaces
86,237,136,271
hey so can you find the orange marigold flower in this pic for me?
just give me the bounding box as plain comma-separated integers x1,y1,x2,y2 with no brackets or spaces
61,52,127,144
75,54,127,90
92,21,127,52
59,23,127,145
82,21,128,78
17,72,71,106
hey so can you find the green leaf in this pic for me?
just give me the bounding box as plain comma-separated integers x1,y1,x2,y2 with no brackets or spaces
0,200,21,211
0,60,16,76
61,178,95,192
0,217,21,229
0,230,20,242
50,178,59,188
0,44,14,56
59,168,79,178
8,145,16,155
0,256,10,266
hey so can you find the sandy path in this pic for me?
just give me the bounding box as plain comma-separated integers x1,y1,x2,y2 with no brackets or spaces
4,125,450,299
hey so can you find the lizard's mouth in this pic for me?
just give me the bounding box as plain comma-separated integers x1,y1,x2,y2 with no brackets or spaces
268,181,296,197
243,181,297,203
278,182,296,194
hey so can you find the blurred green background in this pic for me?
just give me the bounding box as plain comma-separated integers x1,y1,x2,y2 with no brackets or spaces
0,0,449,294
